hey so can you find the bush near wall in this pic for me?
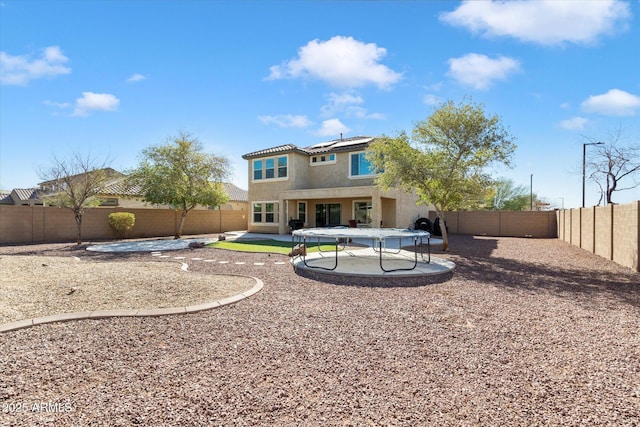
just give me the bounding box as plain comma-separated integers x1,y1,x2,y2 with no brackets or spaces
108,212,136,239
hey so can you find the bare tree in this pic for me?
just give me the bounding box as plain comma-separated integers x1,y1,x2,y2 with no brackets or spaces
38,153,114,244
586,129,640,205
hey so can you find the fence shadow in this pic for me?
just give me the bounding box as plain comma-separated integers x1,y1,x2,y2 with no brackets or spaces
440,235,640,309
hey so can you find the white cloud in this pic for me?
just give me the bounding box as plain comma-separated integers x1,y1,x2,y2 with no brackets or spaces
43,100,72,109
267,36,402,89
0,46,71,85
440,0,630,46
72,92,120,117
581,89,640,116
320,91,384,120
423,94,442,106
349,107,385,120
315,119,351,137
559,117,589,131
258,114,312,128
127,73,147,82
320,91,363,117
447,53,520,90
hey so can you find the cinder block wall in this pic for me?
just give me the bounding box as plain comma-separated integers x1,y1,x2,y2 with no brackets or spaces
0,206,248,244
430,211,557,238
557,201,639,272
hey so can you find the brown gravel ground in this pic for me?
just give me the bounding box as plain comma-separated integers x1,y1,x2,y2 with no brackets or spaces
1,235,639,426
0,254,255,324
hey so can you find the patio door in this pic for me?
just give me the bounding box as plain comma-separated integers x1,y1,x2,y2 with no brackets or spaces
315,203,341,226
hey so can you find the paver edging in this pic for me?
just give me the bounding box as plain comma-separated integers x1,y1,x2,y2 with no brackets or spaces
0,276,264,333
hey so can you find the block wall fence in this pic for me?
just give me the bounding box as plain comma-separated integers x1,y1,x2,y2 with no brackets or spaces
0,206,248,244
430,206,638,271
429,210,558,238
557,201,639,272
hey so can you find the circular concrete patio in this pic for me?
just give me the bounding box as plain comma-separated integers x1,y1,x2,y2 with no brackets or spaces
291,247,455,282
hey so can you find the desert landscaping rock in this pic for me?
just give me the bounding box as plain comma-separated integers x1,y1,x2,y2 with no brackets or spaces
0,255,256,324
1,235,639,425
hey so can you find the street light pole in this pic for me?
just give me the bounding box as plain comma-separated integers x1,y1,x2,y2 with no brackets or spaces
582,142,604,208
530,174,533,211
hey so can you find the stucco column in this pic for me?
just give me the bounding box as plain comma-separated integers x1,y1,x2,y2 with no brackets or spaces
279,197,288,235
371,187,383,228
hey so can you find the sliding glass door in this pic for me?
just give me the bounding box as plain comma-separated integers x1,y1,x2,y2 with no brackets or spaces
315,203,341,226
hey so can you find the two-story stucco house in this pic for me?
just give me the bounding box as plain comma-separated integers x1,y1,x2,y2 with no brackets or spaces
242,136,433,234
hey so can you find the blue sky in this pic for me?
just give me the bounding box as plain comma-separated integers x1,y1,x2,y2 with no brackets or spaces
1,0,639,208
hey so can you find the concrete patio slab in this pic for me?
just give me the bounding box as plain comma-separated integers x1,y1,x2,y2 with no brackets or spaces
291,247,455,279
86,238,216,253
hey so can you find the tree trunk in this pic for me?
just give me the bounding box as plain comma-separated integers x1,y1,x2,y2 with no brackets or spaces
440,219,449,251
175,209,189,239
435,207,449,251
74,209,83,245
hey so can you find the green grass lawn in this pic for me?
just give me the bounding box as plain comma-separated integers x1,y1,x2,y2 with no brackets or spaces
208,239,341,255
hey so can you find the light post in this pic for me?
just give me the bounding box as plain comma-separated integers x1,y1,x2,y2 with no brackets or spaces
530,174,533,211
582,142,604,208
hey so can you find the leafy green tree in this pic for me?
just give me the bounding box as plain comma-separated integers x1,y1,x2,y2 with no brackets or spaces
39,153,114,244
485,178,537,211
129,132,230,238
368,99,516,250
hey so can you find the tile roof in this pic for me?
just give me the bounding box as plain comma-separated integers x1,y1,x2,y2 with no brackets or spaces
100,178,142,197
242,144,309,159
242,136,376,159
12,188,42,201
38,168,123,186
99,177,247,202
0,192,12,204
223,183,248,202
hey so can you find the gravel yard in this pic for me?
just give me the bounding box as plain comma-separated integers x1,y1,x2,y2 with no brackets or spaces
0,254,256,324
1,235,639,426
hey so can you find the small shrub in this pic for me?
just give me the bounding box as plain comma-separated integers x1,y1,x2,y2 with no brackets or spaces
108,212,135,239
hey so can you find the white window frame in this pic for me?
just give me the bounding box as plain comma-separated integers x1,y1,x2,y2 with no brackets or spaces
251,201,280,225
349,151,376,179
309,153,336,166
251,154,289,183
353,200,373,227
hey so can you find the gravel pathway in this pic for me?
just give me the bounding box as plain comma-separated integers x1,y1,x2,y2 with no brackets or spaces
1,235,639,426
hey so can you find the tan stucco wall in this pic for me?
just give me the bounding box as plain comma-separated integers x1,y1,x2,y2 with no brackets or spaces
245,149,432,234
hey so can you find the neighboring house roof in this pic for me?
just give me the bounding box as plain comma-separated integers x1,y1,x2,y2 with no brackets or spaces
12,188,42,202
100,177,143,197
223,183,248,202
5,169,247,206
99,177,247,203
38,167,123,187
242,136,376,159
0,192,12,204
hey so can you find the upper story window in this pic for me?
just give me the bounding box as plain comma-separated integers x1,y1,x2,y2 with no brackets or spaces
349,151,376,178
253,160,263,180
253,155,288,182
310,153,336,165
